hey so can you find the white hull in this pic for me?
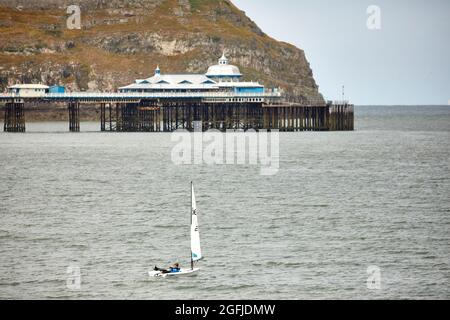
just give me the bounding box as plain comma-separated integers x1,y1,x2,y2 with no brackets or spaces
148,268,200,278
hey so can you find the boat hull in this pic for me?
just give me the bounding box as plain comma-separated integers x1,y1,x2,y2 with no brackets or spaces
148,268,200,278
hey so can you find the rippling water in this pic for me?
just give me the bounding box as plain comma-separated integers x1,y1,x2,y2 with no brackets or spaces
0,106,449,299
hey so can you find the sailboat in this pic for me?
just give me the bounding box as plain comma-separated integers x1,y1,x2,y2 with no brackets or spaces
148,182,202,278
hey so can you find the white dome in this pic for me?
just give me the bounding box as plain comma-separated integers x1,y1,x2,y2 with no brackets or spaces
206,64,242,77
206,54,242,77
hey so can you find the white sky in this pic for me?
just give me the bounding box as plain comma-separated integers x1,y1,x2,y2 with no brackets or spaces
231,0,450,105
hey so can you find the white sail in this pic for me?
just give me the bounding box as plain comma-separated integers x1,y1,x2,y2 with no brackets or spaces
190,182,202,262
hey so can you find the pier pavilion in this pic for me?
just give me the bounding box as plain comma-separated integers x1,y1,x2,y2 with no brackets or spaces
118,54,266,95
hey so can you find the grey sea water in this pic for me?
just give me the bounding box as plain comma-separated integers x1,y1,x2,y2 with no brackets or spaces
0,105,449,299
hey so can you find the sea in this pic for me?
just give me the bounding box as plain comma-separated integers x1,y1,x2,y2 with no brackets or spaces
0,105,449,299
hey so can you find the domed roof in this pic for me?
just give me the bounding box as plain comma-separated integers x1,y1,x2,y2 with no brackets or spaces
206,54,242,77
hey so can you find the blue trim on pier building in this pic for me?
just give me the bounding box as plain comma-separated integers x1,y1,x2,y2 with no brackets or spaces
49,85,66,93
234,87,264,94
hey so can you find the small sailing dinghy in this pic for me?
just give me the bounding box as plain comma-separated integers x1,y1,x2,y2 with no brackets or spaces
148,182,202,278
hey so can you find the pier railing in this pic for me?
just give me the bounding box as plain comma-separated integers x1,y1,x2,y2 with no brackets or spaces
0,91,282,101
52,91,282,100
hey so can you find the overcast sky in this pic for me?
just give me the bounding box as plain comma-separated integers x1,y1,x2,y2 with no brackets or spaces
231,0,450,105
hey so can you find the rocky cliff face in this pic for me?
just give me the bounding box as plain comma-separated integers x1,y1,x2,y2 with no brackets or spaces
0,0,323,102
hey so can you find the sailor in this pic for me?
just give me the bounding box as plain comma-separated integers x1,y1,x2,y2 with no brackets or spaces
153,262,181,274
169,263,181,273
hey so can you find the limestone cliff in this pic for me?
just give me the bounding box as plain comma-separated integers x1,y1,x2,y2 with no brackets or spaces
0,0,323,102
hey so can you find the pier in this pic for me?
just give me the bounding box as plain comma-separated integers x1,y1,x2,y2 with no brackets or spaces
0,92,353,132
0,54,354,132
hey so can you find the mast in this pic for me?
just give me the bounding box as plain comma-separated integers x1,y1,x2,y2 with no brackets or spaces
190,181,194,270
190,181,202,270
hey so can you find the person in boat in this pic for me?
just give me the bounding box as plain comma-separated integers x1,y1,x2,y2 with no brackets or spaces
153,263,181,274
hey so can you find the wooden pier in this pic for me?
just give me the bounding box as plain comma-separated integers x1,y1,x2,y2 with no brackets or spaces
1,97,353,132
329,103,354,131
98,100,353,132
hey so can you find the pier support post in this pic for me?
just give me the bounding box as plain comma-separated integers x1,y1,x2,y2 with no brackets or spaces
137,100,159,132
4,100,25,132
68,101,80,132
327,102,354,131
100,103,105,131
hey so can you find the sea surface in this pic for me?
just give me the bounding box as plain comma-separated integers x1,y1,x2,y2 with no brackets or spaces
0,105,449,299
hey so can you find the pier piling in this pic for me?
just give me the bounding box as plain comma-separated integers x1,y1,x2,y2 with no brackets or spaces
328,102,354,131
4,100,25,132
68,101,80,132
97,101,354,132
